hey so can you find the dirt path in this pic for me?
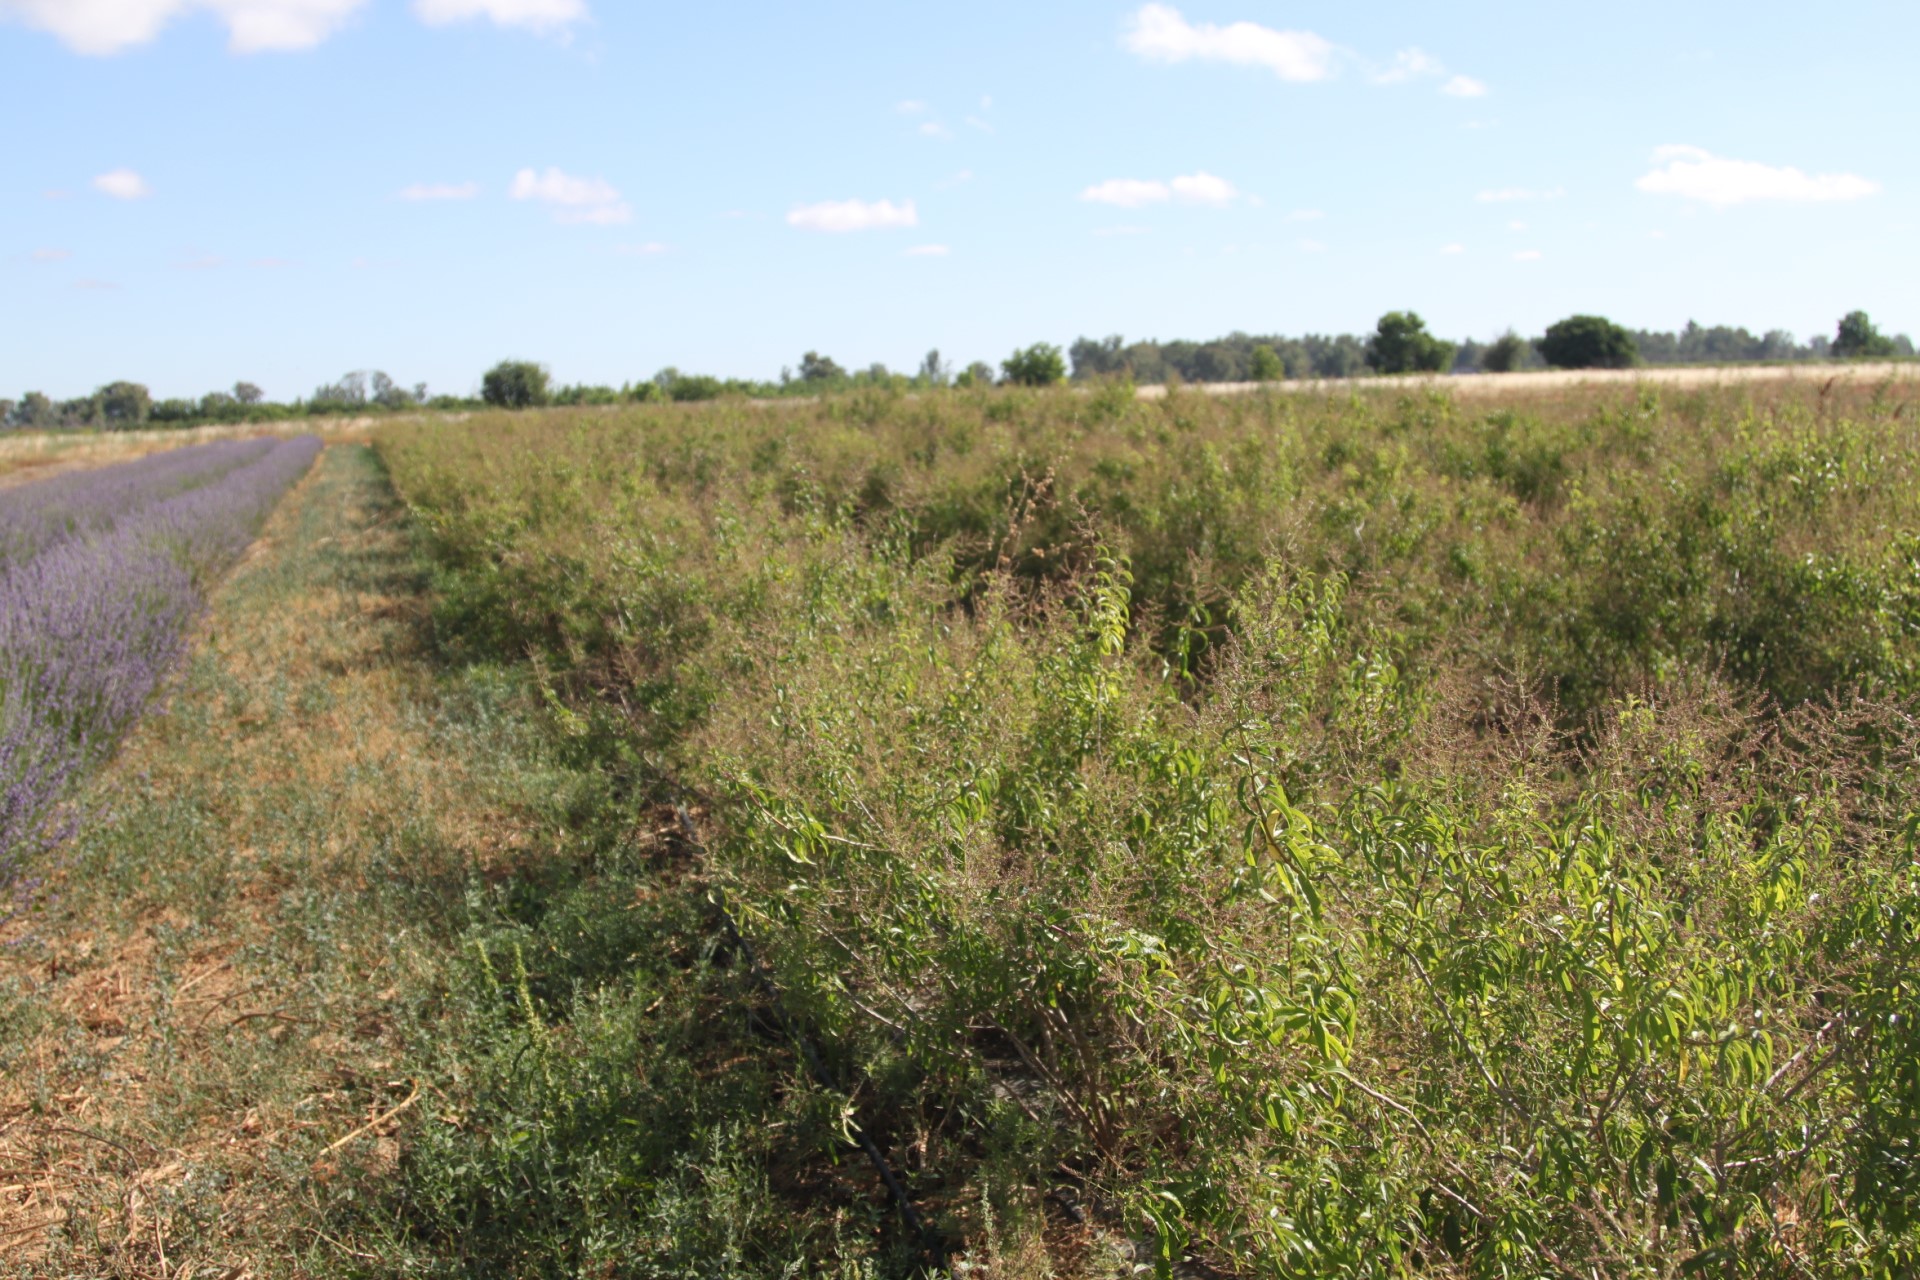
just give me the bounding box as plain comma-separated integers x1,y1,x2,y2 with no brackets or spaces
0,444,542,1277
0,419,380,490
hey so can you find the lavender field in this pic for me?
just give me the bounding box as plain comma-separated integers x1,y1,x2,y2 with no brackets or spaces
0,436,320,887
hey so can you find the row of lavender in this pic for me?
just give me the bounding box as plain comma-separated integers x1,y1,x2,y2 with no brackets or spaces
0,436,322,886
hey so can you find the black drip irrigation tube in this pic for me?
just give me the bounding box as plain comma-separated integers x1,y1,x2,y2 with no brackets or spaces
674,805,951,1270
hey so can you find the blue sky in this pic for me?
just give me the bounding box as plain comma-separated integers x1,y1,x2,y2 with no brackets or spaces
2,0,1914,400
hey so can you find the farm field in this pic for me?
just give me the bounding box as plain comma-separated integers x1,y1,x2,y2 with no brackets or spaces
6,376,1920,1276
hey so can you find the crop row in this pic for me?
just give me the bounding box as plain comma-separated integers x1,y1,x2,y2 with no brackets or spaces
0,436,321,885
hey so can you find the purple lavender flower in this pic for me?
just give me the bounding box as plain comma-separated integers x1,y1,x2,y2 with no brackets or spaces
0,435,321,888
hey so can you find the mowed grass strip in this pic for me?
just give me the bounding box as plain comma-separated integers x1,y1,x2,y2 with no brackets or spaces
0,445,932,1279
0,443,482,1274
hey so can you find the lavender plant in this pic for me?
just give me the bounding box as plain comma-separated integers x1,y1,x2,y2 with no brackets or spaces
0,435,320,886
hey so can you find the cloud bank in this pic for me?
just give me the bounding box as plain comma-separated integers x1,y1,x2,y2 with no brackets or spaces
1124,6,1486,97
1,0,586,53
412,0,586,33
1635,145,1879,207
510,167,630,224
93,168,152,199
1123,3,1334,82
786,198,918,232
1080,171,1239,208
0,0,369,54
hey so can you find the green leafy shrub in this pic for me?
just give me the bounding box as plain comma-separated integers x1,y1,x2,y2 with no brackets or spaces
380,376,1920,1275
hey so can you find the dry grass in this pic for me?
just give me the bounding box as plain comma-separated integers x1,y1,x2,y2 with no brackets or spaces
0,445,536,1277
1142,358,1919,400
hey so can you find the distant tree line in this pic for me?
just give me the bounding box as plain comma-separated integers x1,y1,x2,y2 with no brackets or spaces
1070,311,1915,383
6,312,1912,432
0,368,463,433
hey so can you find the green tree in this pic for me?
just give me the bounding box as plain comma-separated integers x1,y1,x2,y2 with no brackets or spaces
1364,311,1453,375
97,381,152,427
1001,342,1067,387
798,351,846,383
14,392,54,429
233,381,264,405
1482,330,1532,373
1538,315,1638,369
918,349,950,386
1833,310,1897,360
954,361,996,389
1248,344,1285,382
481,360,551,409
669,375,724,402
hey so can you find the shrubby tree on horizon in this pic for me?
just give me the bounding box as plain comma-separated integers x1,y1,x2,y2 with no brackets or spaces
1248,344,1284,382
1482,330,1532,373
1538,315,1638,369
97,381,151,427
798,351,846,383
481,360,551,409
1001,343,1067,387
954,361,997,389
1833,310,1897,360
1364,311,1453,375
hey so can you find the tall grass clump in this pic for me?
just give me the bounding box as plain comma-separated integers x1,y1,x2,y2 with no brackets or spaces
382,378,1920,1275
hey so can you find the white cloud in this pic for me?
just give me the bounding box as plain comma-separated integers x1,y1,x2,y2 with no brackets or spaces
180,253,224,270
1081,171,1238,208
964,115,993,133
93,168,151,199
905,244,950,257
1123,6,1485,98
1513,249,1542,261
1507,219,1527,231
937,170,974,190
2,0,587,51
1440,242,1464,254
31,247,72,261
1285,208,1324,222
1082,177,1170,208
786,198,918,233
412,0,586,33
1371,46,1440,84
1635,144,1879,207
0,0,371,55
896,99,928,114
1170,170,1237,205
1297,238,1326,252
1476,186,1564,203
1123,3,1335,82
510,166,630,224
919,121,952,140
400,180,480,201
